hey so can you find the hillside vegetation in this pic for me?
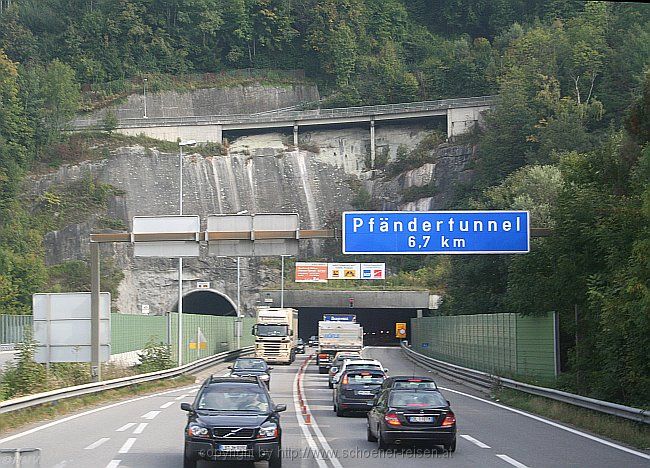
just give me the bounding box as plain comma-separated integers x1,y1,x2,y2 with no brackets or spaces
0,1,649,406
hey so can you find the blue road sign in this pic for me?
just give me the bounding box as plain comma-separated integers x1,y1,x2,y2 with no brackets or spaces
422,343,429,349
342,211,529,254
324,314,356,322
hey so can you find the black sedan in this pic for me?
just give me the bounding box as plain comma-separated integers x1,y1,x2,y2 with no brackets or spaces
380,376,438,391
229,358,273,389
181,376,286,468
367,389,456,452
333,369,386,416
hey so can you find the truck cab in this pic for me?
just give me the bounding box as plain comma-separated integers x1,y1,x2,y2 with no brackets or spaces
253,308,298,364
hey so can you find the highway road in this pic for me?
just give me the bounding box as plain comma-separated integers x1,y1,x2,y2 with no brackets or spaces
0,347,648,467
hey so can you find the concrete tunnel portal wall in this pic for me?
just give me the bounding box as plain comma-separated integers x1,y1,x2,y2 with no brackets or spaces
173,289,237,316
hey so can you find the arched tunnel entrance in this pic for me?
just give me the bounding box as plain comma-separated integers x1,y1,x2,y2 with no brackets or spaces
297,308,417,346
174,289,237,316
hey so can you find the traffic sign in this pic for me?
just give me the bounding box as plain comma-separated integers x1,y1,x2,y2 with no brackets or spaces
342,211,530,254
133,215,200,257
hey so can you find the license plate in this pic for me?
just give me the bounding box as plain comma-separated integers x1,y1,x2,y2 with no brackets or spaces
357,390,373,395
218,444,248,452
409,416,434,423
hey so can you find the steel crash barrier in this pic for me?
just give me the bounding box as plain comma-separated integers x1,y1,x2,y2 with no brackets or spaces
0,347,253,415
400,342,649,424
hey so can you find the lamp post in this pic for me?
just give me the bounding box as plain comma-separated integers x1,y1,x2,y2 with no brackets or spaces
280,255,292,308
143,78,148,118
176,140,196,365
234,210,248,349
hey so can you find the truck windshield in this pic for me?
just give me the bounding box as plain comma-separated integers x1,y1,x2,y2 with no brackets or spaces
256,324,288,337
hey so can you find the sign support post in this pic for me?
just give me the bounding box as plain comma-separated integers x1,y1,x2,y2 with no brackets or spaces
90,242,101,382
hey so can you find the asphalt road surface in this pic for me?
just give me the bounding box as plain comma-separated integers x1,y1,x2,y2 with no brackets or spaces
0,347,648,468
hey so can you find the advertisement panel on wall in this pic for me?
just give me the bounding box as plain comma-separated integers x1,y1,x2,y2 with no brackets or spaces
295,262,328,283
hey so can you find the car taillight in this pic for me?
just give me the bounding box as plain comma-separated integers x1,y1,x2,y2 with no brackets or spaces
384,413,401,426
441,412,456,427
342,375,349,385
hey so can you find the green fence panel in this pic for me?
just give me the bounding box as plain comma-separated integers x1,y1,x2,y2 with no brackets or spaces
410,312,556,380
111,314,257,364
0,315,31,345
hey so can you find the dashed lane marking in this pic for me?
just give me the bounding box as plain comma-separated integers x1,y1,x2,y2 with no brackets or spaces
439,385,650,460
141,411,160,420
118,438,137,454
115,423,136,432
175,394,190,400
160,401,175,409
461,434,491,448
84,437,110,450
0,385,198,445
105,461,120,468
496,454,530,468
133,423,148,434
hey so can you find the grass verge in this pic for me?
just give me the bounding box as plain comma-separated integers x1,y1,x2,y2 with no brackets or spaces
493,387,650,450
0,375,195,436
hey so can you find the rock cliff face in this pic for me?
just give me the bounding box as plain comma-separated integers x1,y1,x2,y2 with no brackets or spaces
31,92,475,316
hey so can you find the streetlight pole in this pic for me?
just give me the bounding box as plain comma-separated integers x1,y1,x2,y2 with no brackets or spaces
177,140,196,365
236,256,241,349
143,78,147,118
280,255,292,308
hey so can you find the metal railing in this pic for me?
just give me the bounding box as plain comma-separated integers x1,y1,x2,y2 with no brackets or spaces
72,95,497,129
0,346,253,414
401,342,649,424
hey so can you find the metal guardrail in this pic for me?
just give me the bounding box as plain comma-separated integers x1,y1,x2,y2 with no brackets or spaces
71,95,497,129
401,342,649,424
0,346,253,415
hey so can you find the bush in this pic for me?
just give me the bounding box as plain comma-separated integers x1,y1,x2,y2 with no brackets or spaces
137,338,174,373
0,333,47,399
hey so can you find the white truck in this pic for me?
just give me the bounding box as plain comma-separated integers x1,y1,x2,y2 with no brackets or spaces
317,321,364,373
253,307,298,364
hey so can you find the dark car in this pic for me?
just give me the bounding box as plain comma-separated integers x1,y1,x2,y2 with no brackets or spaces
380,376,438,391
181,376,286,468
328,352,362,388
229,358,273,389
367,388,456,452
333,369,386,416
296,338,305,354
308,335,318,347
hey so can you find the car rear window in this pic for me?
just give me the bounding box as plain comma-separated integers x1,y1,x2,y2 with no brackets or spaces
347,364,380,371
393,380,437,390
345,371,385,384
389,391,447,408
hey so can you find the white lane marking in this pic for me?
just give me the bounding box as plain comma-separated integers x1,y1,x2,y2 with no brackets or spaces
115,423,136,432
439,385,650,460
461,434,491,448
0,385,199,445
496,454,529,468
160,401,175,409
141,411,160,420
175,394,190,400
118,437,137,454
133,423,148,434
301,356,343,468
292,360,329,468
105,461,120,468
84,437,110,450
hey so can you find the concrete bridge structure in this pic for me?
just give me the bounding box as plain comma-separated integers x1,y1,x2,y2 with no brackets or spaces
72,95,495,167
